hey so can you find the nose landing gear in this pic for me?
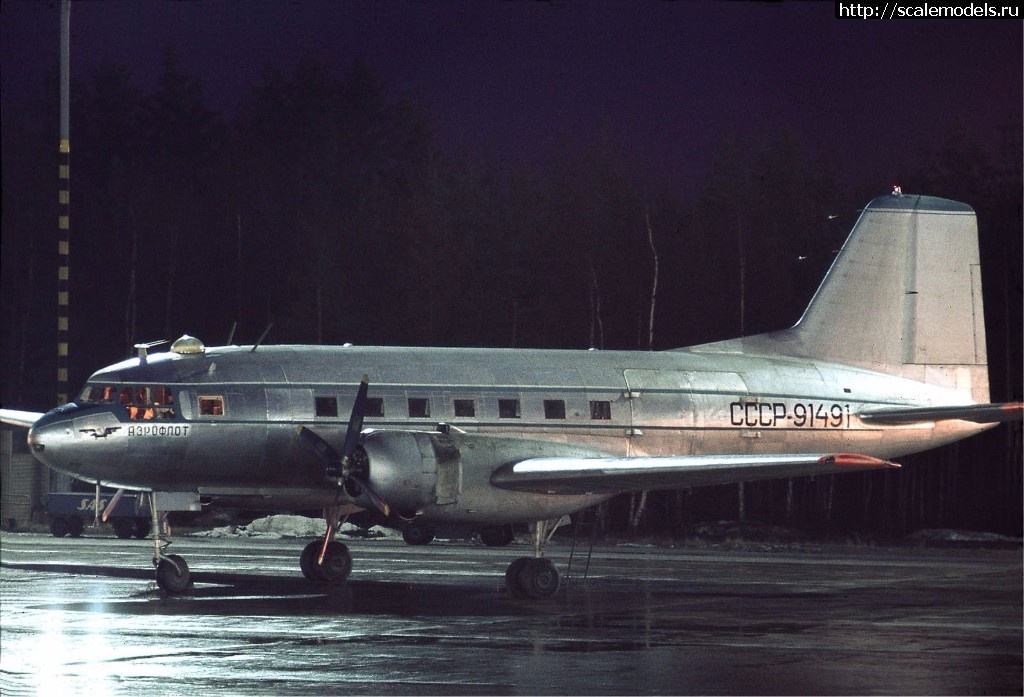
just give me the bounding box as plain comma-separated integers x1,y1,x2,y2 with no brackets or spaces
149,495,193,594
155,553,191,594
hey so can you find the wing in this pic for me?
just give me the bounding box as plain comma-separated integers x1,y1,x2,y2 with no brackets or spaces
858,401,1023,425
0,409,45,428
491,452,899,495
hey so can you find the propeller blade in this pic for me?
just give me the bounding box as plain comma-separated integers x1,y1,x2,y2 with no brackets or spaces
297,378,390,515
342,375,370,460
347,473,391,517
297,426,343,478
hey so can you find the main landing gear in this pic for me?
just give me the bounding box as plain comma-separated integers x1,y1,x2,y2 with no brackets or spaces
505,519,561,600
299,504,353,584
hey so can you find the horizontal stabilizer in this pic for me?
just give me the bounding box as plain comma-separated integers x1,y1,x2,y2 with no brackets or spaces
491,452,899,496
858,402,1024,425
0,409,45,428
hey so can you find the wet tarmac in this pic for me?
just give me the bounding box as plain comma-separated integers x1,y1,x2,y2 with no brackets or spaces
1,530,1020,695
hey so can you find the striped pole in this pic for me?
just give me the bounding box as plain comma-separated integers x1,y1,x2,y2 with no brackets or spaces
57,0,70,405
58,140,70,403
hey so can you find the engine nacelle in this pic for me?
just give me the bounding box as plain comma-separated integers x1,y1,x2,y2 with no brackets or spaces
358,429,613,521
359,430,445,516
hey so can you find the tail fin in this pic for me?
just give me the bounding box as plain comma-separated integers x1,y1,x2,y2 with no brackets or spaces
702,193,990,402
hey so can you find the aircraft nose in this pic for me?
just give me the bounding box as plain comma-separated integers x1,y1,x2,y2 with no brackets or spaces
27,412,72,470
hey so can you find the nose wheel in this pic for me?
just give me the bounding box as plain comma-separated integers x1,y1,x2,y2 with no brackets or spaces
149,496,193,594
155,554,191,594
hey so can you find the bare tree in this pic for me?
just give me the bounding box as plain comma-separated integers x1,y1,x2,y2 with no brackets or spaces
629,206,660,535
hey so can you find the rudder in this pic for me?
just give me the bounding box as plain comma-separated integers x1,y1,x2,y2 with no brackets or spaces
703,193,990,402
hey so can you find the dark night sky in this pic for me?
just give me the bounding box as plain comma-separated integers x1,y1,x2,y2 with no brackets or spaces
2,0,1020,195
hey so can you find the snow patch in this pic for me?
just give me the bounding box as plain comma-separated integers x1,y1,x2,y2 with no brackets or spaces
904,528,1021,545
189,514,397,540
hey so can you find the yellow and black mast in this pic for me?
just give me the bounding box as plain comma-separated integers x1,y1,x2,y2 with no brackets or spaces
57,0,71,405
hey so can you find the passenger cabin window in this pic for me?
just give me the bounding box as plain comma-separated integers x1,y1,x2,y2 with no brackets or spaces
453,399,475,417
408,398,430,418
199,395,225,416
366,398,384,418
543,399,566,419
590,400,612,420
498,399,520,418
315,397,338,417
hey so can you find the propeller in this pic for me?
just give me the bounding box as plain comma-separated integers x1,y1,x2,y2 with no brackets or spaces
297,375,390,517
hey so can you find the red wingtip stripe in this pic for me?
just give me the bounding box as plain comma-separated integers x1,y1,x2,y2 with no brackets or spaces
1001,402,1024,414
820,453,901,469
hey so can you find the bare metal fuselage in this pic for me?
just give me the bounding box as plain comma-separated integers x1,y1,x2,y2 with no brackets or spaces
31,341,989,524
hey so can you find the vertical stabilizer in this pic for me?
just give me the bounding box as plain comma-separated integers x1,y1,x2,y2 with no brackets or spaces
699,193,990,401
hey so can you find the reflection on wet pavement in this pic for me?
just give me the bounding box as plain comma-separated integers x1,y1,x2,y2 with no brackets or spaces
1,533,1020,695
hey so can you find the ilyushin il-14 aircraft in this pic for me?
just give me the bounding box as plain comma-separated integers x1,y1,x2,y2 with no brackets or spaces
2,192,1021,599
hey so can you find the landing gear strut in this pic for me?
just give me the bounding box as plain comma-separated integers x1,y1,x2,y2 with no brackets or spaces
505,519,561,599
150,494,192,594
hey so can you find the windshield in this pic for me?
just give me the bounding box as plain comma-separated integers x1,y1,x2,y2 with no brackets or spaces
78,384,176,420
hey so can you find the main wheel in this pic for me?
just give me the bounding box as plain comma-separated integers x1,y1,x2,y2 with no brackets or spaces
112,518,134,539
155,554,191,594
66,517,84,538
505,556,532,598
517,558,560,599
320,541,353,582
300,540,323,580
402,521,435,546
300,540,352,583
49,517,69,538
480,524,514,547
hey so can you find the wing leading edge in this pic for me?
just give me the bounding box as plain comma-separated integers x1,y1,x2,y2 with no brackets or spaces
490,452,899,496
0,409,45,428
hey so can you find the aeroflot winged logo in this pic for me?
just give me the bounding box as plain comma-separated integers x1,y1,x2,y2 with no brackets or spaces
0,193,1020,600
79,426,121,439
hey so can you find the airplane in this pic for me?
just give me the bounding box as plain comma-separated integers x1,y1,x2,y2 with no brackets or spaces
1,191,1020,599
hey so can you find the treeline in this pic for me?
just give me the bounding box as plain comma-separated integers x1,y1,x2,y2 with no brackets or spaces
2,53,1020,536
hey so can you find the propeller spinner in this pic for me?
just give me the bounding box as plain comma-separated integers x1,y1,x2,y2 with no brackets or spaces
297,376,390,516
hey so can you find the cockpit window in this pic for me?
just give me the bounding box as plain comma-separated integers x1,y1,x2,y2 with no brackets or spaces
79,385,119,403
79,384,177,420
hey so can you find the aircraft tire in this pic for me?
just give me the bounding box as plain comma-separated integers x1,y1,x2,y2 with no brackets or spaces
480,524,514,547
517,558,560,600
49,517,69,538
402,521,435,546
504,556,532,598
300,540,323,581
319,541,352,583
112,519,134,539
156,554,191,594
67,517,84,538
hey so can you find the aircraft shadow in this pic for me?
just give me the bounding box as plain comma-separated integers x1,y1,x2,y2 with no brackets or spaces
4,559,837,622
2,560,542,617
